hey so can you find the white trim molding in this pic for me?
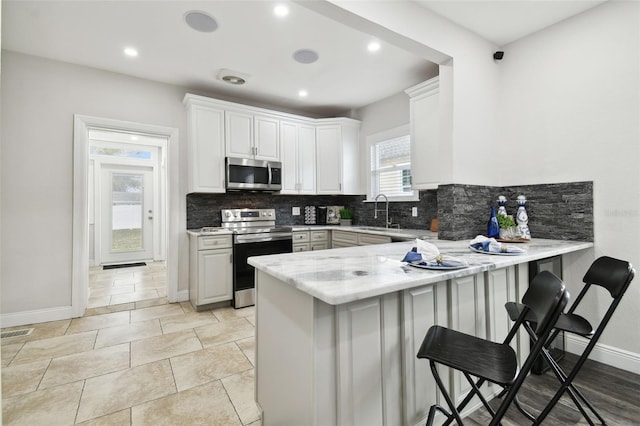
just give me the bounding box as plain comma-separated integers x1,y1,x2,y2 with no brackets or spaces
1,306,75,329
73,115,180,318
566,334,640,374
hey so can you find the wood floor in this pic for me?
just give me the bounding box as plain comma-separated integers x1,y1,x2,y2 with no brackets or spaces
465,353,640,425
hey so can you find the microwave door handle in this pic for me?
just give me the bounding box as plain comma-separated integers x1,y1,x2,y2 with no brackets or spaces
267,163,272,186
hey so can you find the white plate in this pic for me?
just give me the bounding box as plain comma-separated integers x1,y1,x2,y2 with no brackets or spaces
407,262,468,270
469,245,524,256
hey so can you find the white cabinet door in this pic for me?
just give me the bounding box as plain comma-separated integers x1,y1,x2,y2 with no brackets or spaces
254,114,280,161
198,248,233,305
316,125,342,194
337,294,403,426
280,121,299,193
298,124,316,194
185,99,225,193
316,120,360,194
225,110,254,158
402,282,448,425
406,77,440,190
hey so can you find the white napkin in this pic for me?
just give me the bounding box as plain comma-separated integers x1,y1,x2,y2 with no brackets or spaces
402,239,469,267
469,235,526,254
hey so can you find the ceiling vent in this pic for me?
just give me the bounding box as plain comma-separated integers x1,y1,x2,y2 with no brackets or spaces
184,11,218,33
216,69,250,85
293,49,319,64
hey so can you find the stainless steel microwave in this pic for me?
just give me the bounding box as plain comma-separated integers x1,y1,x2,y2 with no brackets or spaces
226,157,282,191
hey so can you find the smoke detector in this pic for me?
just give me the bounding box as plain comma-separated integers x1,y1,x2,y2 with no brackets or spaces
216,69,250,85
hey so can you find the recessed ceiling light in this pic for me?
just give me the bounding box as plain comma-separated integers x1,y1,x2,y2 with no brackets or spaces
367,41,381,53
184,10,218,33
123,47,138,57
293,49,319,64
298,90,308,97
216,69,250,86
274,4,289,17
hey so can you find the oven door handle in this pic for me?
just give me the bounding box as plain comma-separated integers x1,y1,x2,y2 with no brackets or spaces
235,234,293,244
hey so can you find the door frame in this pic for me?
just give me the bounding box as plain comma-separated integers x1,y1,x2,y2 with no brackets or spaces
73,115,179,317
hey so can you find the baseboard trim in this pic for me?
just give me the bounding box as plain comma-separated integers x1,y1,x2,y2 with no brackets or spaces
175,289,190,303
1,306,76,328
566,335,640,374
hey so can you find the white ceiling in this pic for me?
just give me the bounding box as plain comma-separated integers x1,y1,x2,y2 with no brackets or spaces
415,0,607,46
1,0,606,117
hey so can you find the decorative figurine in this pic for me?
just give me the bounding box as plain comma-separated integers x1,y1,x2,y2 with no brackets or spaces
516,195,531,240
497,195,508,217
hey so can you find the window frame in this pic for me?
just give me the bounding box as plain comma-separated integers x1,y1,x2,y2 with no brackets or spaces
366,124,418,202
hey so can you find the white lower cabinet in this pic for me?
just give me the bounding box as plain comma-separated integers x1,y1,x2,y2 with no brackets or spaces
293,230,329,252
189,234,233,309
332,230,391,248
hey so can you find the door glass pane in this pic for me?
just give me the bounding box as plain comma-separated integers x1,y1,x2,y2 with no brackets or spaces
112,173,143,250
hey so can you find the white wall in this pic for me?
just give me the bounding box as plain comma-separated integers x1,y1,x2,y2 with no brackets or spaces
0,51,190,316
497,1,640,358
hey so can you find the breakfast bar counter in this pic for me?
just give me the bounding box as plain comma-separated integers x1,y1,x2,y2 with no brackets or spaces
249,238,593,426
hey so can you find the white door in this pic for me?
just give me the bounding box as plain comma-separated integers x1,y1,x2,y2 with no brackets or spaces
100,164,154,264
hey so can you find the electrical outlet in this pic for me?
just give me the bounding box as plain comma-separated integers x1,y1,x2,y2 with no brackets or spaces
412,207,418,217
292,206,301,216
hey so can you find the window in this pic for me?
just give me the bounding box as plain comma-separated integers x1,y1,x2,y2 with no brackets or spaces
368,125,417,201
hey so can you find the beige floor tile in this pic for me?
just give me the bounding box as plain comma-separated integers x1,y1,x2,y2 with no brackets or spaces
222,369,261,425
131,380,241,426
157,287,167,297
76,359,176,423
95,319,162,348
160,311,219,334
1,341,24,366
113,277,136,287
110,289,160,305
40,343,130,389
78,409,131,425
1,358,50,398
180,301,196,312
130,303,184,323
88,280,115,290
89,284,135,298
1,319,70,344
195,317,255,348
212,306,255,322
135,280,165,290
67,311,130,334
88,296,112,308
131,329,202,367
84,302,135,317
170,342,252,392
236,337,256,366
2,380,84,425
11,330,97,364
246,420,262,426
135,296,169,309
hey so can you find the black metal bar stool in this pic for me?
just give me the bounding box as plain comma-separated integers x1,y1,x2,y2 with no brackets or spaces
417,270,570,426
505,256,635,425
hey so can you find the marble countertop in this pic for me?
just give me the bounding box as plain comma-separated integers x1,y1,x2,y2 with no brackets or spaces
248,238,593,305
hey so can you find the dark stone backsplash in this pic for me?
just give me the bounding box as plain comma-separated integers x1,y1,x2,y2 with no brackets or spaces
187,181,593,242
437,181,593,242
186,190,438,230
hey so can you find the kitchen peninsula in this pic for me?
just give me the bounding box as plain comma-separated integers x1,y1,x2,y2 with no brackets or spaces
249,237,593,425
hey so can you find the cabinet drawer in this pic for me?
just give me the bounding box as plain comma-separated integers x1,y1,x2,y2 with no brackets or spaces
293,243,310,252
310,230,328,241
332,231,358,245
293,231,310,243
310,242,329,251
198,235,232,250
358,234,392,246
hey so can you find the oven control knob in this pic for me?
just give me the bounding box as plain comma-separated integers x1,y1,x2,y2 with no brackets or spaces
224,211,231,217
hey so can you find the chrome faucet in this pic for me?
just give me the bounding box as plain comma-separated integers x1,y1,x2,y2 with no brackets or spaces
374,193,391,228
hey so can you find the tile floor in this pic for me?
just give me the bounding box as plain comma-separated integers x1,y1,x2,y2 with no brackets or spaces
1,263,260,425
86,262,168,308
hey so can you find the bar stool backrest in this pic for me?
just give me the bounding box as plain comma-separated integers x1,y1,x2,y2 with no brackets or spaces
523,270,571,337
582,256,635,299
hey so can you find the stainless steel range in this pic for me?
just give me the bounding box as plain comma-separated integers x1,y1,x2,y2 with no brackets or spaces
221,208,292,308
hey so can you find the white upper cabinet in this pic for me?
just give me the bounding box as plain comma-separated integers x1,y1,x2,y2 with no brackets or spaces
225,110,280,161
405,77,440,190
184,94,226,193
281,120,316,194
316,118,361,195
